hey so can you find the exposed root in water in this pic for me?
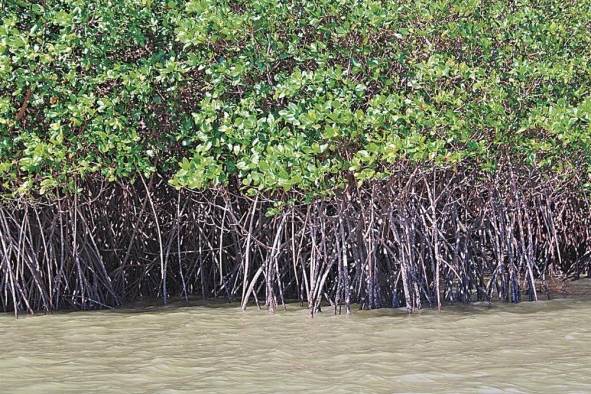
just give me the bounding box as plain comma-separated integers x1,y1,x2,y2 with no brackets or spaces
1,164,590,316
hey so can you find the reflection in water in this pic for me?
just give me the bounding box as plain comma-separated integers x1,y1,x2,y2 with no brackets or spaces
2,289,591,393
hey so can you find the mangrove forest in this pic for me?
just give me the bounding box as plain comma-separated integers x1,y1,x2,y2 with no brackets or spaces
1,0,591,316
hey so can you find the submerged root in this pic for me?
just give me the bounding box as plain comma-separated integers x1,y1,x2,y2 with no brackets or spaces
1,164,590,316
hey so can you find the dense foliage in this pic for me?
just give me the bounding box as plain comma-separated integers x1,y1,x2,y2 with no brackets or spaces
1,0,590,197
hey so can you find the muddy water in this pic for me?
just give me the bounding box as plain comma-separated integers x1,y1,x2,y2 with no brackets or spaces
2,292,591,393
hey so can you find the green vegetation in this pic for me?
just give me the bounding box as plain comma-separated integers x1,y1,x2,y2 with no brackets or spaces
1,0,590,314
2,0,590,197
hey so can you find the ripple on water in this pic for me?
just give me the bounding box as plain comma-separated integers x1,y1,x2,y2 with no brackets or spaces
2,299,591,393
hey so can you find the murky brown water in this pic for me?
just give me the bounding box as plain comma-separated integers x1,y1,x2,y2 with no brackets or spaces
2,287,591,393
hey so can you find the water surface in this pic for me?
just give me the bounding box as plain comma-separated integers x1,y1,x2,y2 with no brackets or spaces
2,290,591,393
